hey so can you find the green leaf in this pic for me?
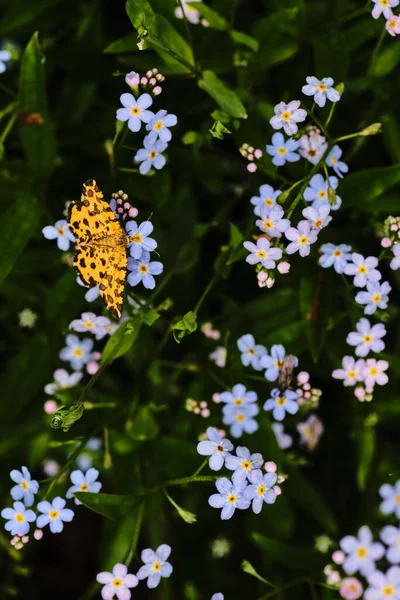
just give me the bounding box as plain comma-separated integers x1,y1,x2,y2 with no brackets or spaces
357,421,376,490
251,533,323,570
370,43,400,78
230,30,260,52
241,560,272,585
188,3,228,29
19,32,56,177
300,272,334,362
164,490,197,524
0,187,41,286
125,0,155,36
340,164,400,210
209,120,231,139
127,405,159,441
381,114,400,163
172,311,198,343
198,71,247,119
148,14,195,74
101,315,143,365
143,309,160,326
104,32,138,53
50,402,84,433
74,492,139,520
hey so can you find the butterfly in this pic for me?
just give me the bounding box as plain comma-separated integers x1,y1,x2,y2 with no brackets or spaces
68,178,133,319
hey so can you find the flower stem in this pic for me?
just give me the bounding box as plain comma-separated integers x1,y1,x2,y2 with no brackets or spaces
125,500,145,566
194,272,219,314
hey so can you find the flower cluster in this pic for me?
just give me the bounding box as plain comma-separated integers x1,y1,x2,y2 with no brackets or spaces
116,70,177,175
185,398,210,418
201,321,221,340
371,0,400,36
239,143,263,173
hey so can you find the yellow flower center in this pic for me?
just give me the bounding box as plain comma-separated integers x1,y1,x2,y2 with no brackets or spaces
242,460,251,471
132,233,143,244
187,4,195,10
247,348,255,356
363,334,372,343
80,483,89,491
331,155,337,164
227,494,237,504
369,367,378,376
49,510,60,520
333,250,342,257
358,265,367,274
257,484,266,496
139,264,149,274
264,198,274,206
73,348,83,357
381,0,389,5
234,398,243,406
299,235,308,245
304,426,313,438
131,106,141,116
277,397,286,406
263,220,273,230
21,481,29,491
308,149,317,157
318,190,327,199
236,413,245,422
349,583,358,592
383,587,394,596
395,495,400,503
148,150,157,159
277,147,287,156
275,359,284,369
281,111,291,121
389,18,397,28
372,294,381,303
314,219,323,228
317,83,327,91
57,227,65,235
153,562,161,572
347,370,356,378
84,321,94,328
357,546,367,558
257,250,267,259
154,120,163,131
15,513,25,523
113,578,123,588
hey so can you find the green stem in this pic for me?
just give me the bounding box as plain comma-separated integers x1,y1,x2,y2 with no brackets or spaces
177,0,198,70
147,474,218,491
192,457,209,477
103,425,112,469
339,4,369,23
0,81,17,98
147,33,199,77
0,111,18,147
368,26,386,74
194,272,219,314
125,500,145,566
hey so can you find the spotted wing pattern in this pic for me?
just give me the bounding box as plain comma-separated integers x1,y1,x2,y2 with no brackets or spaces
68,178,128,318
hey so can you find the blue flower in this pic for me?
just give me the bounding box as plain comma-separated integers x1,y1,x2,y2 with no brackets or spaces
76,276,100,302
344,253,382,288
42,219,75,251
223,404,259,438
0,49,11,74
272,423,293,449
302,76,341,108
36,497,74,534
269,100,307,136
380,525,400,564
69,312,114,340
211,595,224,600
260,345,298,382
1,501,36,536
116,93,154,132
250,184,282,216
208,477,250,520
319,243,352,273
266,132,300,167
285,220,319,257
137,545,173,589
326,145,348,178
197,427,234,471
44,369,82,395
225,446,263,486
256,205,290,238
244,237,283,269
244,470,277,513
134,134,168,175
264,388,299,421
380,481,400,519
126,220,157,259
146,109,178,142
127,250,163,290
59,334,94,370
237,334,267,371
10,466,39,507
66,468,102,505
220,383,258,410
340,526,384,576
304,174,342,211
355,281,391,315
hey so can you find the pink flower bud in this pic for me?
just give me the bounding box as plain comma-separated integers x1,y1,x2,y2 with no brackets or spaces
354,386,366,402
146,70,152,78
391,224,398,231
247,153,254,161
277,475,285,484
44,400,58,414
257,271,268,283
273,485,282,496
304,391,311,399
340,577,363,599
201,409,210,418
200,401,207,409
248,146,254,153
122,193,128,200
156,73,163,81
264,461,277,472
297,371,309,384
21,536,29,543
93,351,102,360
125,71,140,88
381,237,392,248
140,76,147,85
277,261,290,274
193,407,200,414
327,571,341,586
254,149,263,159
303,383,311,390
149,77,156,86
34,529,43,541
212,393,221,404
247,163,257,173
201,18,210,27
87,361,100,375
153,86,162,96
332,550,345,565
266,277,275,288
129,207,139,218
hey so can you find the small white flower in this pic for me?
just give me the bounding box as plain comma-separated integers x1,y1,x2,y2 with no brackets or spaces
269,100,307,136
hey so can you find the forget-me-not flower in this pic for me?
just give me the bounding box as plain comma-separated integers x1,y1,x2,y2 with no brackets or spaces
272,423,293,449
332,356,365,386
266,133,300,166
346,318,386,357
211,595,224,600
362,358,389,388
371,0,399,19
304,174,342,211
208,477,250,520
256,204,290,238
42,219,75,251
237,334,267,371
44,369,82,395
319,243,352,273
386,14,400,35
243,238,283,269
326,145,349,178
250,184,281,216
220,384,258,411
1,501,36,536
10,466,39,507
297,415,324,451
365,566,400,600
225,446,264,485
146,110,177,142
380,481,400,519
299,131,328,165
197,427,234,471
269,100,307,136
59,335,94,370
134,134,168,175
127,250,163,290
340,526,384,576
264,388,299,421
355,281,391,315
66,468,102,505
126,220,157,259
137,544,173,589
244,470,277,513
96,563,139,600
380,526,400,564
260,344,297,382
0,49,11,73
116,93,154,132
223,404,259,438
285,220,318,257
36,497,74,534
390,244,400,270
175,0,202,24
69,312,114,340
302,76,341,108
302,205,332,231
344,253,381,288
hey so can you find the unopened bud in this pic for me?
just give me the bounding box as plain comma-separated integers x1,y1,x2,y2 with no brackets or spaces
277,261,290,274
125,71,140,88
335,82,345,96
328,185,336,206
277,189,291,204
361,122,382,136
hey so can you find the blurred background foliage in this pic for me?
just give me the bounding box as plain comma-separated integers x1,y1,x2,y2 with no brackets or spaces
0,0,399,598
